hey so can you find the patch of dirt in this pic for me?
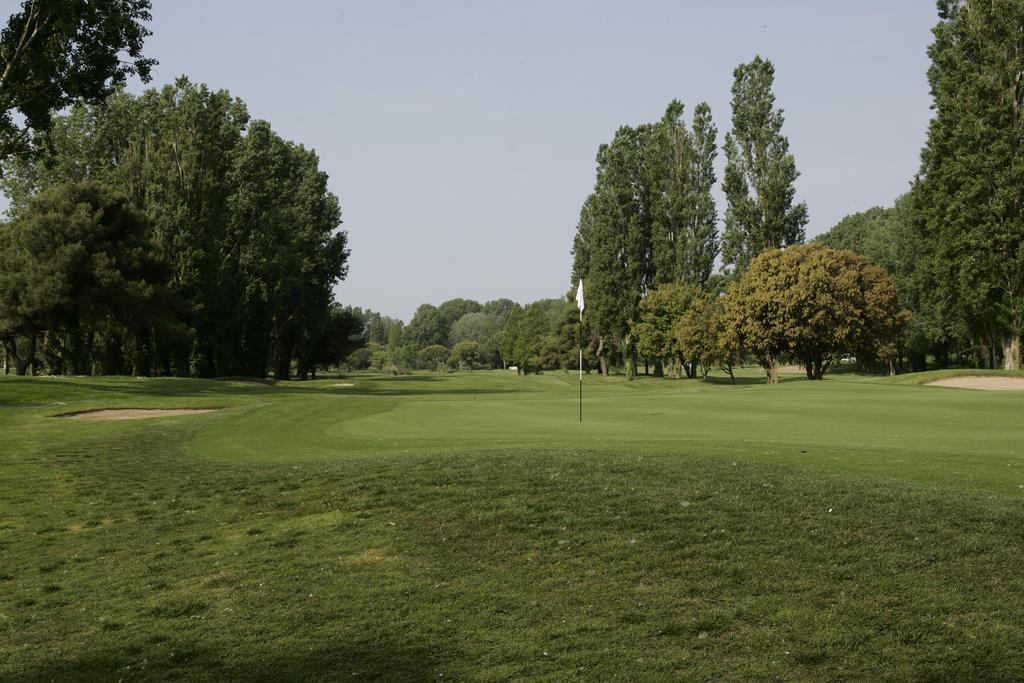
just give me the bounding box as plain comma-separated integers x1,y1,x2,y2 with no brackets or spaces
926,376,1024,391
57,408,219,421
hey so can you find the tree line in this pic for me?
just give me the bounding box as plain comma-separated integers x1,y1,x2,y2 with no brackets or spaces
0,79,348,378
328,297,585,375
572,1,1024,382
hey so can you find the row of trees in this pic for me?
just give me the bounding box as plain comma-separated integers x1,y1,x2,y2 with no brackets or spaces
630,244,906,384
571,56,810,379
0,80,349,378
335,298,583,375
812,1,1024,372
574,0,1024,379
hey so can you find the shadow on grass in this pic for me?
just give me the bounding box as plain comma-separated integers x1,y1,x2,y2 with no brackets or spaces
16,638,440,681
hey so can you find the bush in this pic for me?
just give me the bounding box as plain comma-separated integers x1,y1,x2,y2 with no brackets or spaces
416,344,450,371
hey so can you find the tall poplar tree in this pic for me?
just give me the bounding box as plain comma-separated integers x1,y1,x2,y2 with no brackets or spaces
721,56,807,272
915,0,1024,370
571,101,719,376
685,103,719,287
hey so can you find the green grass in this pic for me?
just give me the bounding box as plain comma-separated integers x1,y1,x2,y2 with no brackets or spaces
2,369,1024,680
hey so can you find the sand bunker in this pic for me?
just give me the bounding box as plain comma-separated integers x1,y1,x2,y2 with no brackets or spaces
325,382,354,388
926,376,1024,391
58,408,218,421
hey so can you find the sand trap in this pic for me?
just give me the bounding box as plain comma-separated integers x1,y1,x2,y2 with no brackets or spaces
325,382,354,388
926,376,1024,391
57,408,218,421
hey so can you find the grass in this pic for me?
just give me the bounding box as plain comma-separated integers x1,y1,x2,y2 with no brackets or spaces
2,368,1024,680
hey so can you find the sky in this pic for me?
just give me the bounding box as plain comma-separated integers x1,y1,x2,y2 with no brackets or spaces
3,1,939,322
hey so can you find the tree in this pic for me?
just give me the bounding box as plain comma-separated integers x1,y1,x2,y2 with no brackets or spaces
0,0,155,164
721,56,807,272
722,244,908,383
0,80,349,379
631,282,700,378
0,180,184,375
361,310,401,345
571,101,720,377
684,103,720,288
500,302,552,374
416,344,450,371
346,341,383,371
405,304,448,349
436,298,482,333
449,341,488,370
676,295,740,382
310,304,365,375
816,194,960,371
915,0,1024,370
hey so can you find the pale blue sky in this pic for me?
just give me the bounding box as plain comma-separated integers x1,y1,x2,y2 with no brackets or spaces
4,1,939,321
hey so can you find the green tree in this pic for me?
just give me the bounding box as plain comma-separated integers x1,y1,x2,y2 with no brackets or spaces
676,295,741,383
436,298,482,333
416,344,450,371
816,194,960,371
721,56,807,272
0,80,348,379
0,180,184,375
0,0,155,164
571,101,720,377
405,303,448,348
449,340,488,370
915,0,1024,370
310,304,365,376
631,282,700,378
721,244,908,383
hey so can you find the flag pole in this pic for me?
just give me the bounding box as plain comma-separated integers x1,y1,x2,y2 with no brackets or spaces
576,279,584,424
579,306,583,423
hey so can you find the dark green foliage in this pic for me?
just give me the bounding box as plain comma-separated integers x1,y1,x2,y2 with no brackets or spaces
310,305,365,375
0,181,186,375
816,195,961,371
915,0,1024,370
448,340,488,370
360,310,402,345
405,304,448,349
0,79,348,379
572,101,719,377
436,298,482,332
0,0,155,164
721,56,807,272
631,282,701,378
416,344,450,371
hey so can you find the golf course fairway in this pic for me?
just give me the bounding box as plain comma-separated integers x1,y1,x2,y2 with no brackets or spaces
2,370,1023,679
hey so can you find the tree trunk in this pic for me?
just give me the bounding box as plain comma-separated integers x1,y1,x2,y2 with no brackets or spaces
653,359,663,377
596,337,608,376
1003,333,1021,371
13,333,36,376
624,336,636,380
765,354,779,384
888,359,896,376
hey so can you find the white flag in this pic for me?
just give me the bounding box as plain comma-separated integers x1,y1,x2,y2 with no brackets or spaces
575,280,585,313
